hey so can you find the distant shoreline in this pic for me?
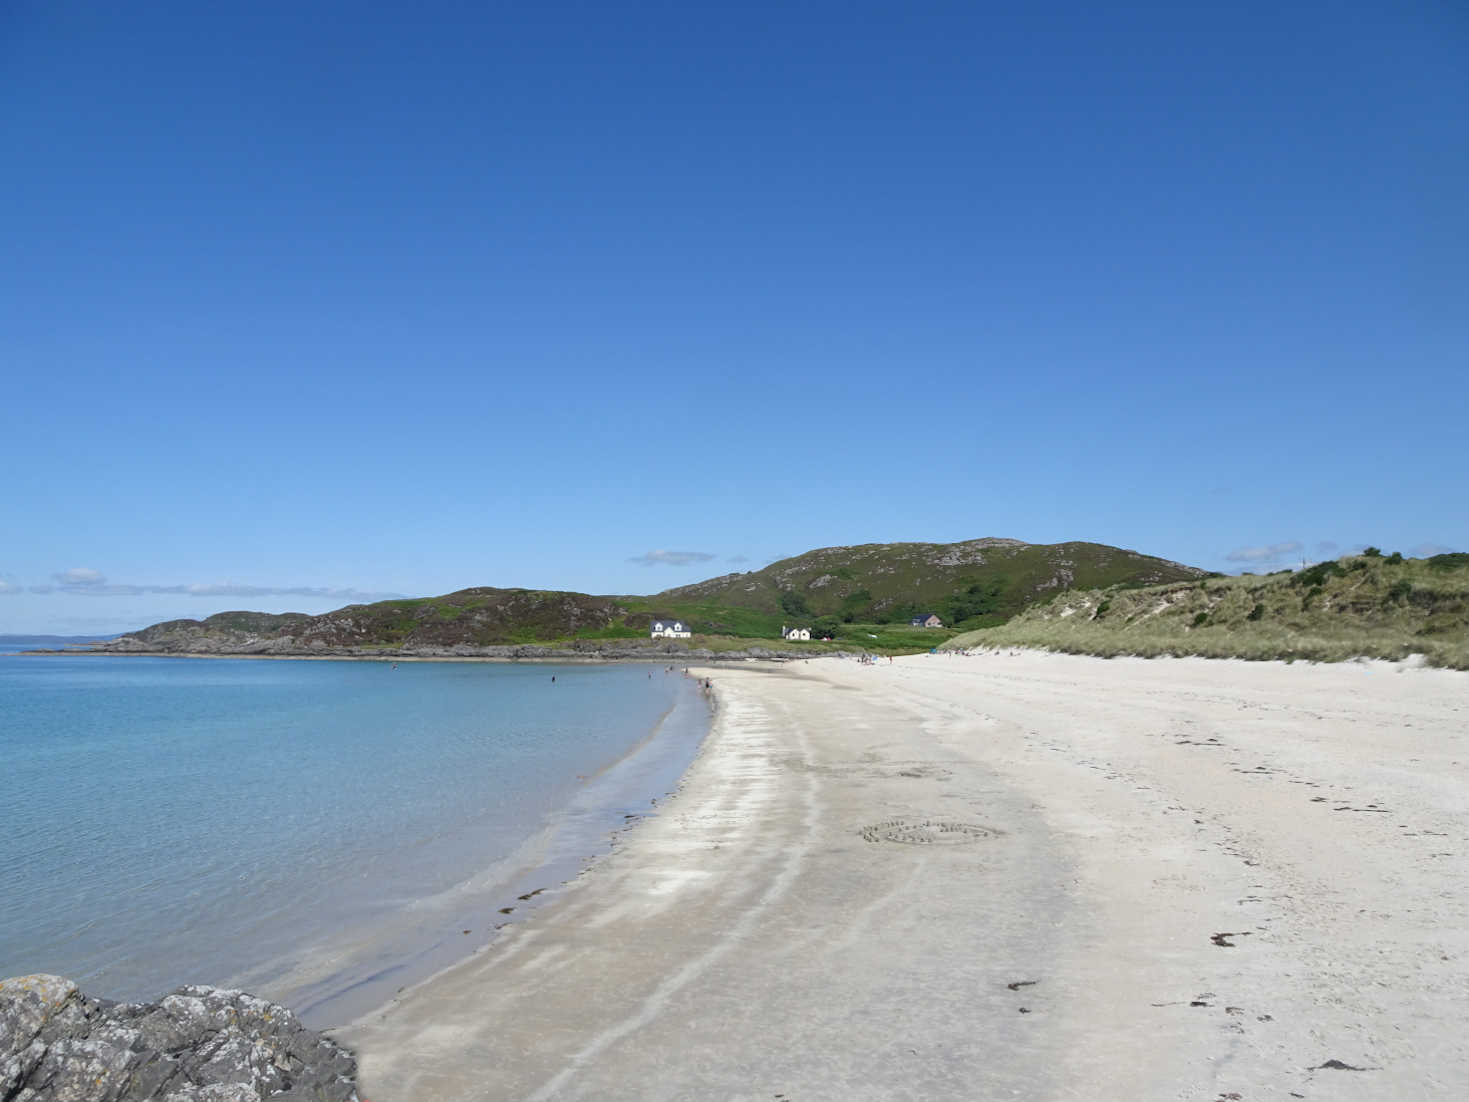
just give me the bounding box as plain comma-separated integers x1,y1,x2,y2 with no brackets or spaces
18,648,816,663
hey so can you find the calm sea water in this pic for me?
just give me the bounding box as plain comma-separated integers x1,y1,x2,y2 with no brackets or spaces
0,652,708,1025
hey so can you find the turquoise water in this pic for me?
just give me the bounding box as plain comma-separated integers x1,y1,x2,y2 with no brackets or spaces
0,654,708,1025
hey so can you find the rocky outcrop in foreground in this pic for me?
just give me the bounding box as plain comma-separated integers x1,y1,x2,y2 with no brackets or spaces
0,975,358,1102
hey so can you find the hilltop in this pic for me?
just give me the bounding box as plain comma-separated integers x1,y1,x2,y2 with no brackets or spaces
944,550,1469,669
87,537,1207,657
647,538,1205,631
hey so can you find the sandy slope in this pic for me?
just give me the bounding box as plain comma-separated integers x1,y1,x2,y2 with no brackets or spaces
340,652,1469,1100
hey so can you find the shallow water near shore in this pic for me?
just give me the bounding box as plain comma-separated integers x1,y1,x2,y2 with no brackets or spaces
0,654,709,1027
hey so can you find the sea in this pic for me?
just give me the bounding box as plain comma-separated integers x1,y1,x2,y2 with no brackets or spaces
0,644,710,1027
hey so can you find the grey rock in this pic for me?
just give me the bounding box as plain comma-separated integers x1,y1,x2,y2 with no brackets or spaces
0,976,358,1102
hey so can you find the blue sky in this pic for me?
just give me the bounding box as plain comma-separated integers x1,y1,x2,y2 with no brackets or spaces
3,1,1465,635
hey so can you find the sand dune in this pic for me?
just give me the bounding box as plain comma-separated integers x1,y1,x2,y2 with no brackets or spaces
341,652,1469,1100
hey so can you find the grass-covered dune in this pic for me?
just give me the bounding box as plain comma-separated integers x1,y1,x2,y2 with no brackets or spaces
943,551,1469,669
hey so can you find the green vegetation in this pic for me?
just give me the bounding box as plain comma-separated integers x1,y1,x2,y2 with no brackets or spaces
122,537,1209,655
943,552,1469,669
779,590,811,617
655,538,1205,626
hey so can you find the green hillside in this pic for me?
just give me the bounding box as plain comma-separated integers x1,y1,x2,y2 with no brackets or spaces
943,551,1469,668
104,537,1209,654
648,538,1207,633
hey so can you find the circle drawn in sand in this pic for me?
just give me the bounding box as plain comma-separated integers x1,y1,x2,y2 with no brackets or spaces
860,819,997,845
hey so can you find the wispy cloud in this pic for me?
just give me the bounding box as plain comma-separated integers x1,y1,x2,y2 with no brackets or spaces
37,568,401,601
55,567,107,587
1224,541,1303,564
1412,542,1455,557
627,549,717,567
1315,540,1339,556
0,578,20,596
726,554,750,564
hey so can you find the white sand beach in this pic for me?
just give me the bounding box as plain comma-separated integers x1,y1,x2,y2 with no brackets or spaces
341,652,1469,1100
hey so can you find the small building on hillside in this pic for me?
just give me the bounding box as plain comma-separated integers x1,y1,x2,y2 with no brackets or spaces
910,613,944,628
781,625,811,641
650,618,691,639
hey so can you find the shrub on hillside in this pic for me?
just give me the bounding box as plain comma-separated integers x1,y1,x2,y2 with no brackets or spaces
779,590,810,617
1294,561,1345,588
811,615,841,639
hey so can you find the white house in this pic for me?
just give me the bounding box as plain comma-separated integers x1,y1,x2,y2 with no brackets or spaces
910,613,944,628
781,625,811,641
650,618,691,639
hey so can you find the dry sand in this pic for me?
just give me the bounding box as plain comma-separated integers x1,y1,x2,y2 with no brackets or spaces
340,651,1469,1100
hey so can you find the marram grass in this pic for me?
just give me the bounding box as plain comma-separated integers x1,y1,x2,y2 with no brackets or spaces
942,554,1469,670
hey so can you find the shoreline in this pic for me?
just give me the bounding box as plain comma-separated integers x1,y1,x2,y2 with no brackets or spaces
0,658,714,1037
340,650,1469,1100
247,672,715,1030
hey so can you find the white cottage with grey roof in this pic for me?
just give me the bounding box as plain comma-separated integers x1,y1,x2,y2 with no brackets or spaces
650,618,691,639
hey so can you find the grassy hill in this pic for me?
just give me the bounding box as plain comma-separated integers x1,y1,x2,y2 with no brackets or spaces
103,537,1209,655
642,538,1207,633
943,551,1469,668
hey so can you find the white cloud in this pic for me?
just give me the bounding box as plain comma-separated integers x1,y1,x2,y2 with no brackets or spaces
54,567,107,587
37,568,401,601
145,583,403,601
1225,541,1303,564
726,554,750,564
0,578,20,595
628,550,717,567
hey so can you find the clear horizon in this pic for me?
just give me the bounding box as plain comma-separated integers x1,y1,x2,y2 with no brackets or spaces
4,1,1464,635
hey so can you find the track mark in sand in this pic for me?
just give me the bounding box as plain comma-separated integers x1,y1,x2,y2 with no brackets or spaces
860,818,999,845
1006,979,1037,991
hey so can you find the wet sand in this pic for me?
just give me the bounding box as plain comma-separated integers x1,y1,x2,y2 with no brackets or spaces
340,652,1469,1100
